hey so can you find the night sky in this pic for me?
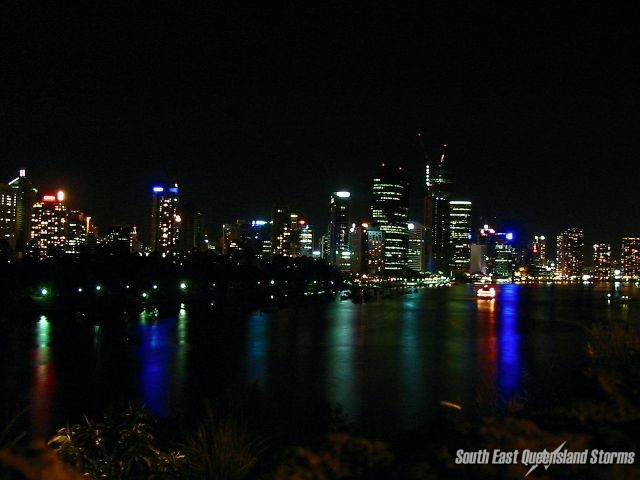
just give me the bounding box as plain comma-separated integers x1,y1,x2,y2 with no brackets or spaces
2,3,639,252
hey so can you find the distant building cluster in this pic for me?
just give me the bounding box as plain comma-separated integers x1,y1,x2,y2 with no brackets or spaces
0,172,207,259
2,160,639,281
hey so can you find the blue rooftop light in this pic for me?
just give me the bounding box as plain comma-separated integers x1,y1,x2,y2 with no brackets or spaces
153,186,164,193
506,232,514,241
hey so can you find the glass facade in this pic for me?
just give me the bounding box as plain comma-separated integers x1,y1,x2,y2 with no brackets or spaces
371,164,408,275
328,192,351,271
449,201,472,274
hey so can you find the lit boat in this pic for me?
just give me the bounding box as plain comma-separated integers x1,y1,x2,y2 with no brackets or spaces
476,285,496,299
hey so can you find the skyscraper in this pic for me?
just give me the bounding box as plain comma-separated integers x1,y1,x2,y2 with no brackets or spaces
365,226,385,276
0,183,17,251
267,207,304,258
424,145,451,272
371,163,408,275
592,243,611,280
271,206,293,257
65,209,87,255
350,222,368,273
620,237,640,279
328,191,351,272
493,232,516,278
150,184,180,254
530,235,547,266
449,200,472,275
30,191,68,259
298,220,314,257
407,221,424,272
556,227,584,278
8,169,37,255
528,235,548,279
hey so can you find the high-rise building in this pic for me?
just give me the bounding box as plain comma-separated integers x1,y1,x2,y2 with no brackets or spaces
493,232,516,278
371,163,409,275
620,237,640,279
528,235,548,279
592,243,612,280
8,169,37,255
0,183,17,251
407,221,424,272
65,210,86,255
288,212,302,257
328,191,351,271
556,227,584,278
150,184,180,254
530,235,547,266
366,226,385,276
270,206,293,257
350,222,368,273
30,191,68,259
449,201,472,275
424,145,451,272
298,220,314,257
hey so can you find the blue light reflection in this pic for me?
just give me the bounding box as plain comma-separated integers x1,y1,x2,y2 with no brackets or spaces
497,284,522,401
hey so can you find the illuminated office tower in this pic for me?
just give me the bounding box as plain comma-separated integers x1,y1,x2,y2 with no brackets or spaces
270,206,294,257
556,227,584,278
620,237,640,278
407,221,424,272
288,212,302,257
0,183,17,250
328,191,351,271
150,184,180,254
592,243,612,280
530,235,547,266
493,232,516,278
30,191,68,259
424,145,451,272
65,210,86,255
371,163,409,275
528,235,548,278
319,234,329,260
8,169,37,255
298,220,314,257
449,201,472,274
366,226,385,276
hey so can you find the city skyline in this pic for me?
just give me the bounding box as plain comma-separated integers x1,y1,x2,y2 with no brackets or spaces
2,4,639,251
3,166,639,273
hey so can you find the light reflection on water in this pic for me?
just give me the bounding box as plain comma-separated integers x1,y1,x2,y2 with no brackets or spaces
136,309,189,418
15,283,638,438
30,315,55,439
498,284,522,401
